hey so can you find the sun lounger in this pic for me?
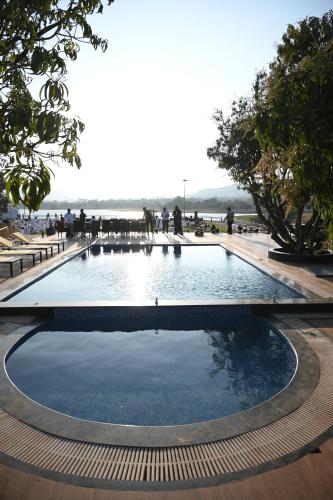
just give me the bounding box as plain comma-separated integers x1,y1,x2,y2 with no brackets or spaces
25,245,52,258
0,235,53,259
29,238,65,253
0,249,42,266
0,256,23,276
12,232,66,253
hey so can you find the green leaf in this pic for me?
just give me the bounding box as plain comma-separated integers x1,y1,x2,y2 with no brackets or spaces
31,47,43,74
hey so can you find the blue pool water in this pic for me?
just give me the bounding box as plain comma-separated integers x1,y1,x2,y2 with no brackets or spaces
6,318,296,425
8,245,302,301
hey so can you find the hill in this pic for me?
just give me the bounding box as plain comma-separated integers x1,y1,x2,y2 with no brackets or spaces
40,195,255,212
190,184,250,200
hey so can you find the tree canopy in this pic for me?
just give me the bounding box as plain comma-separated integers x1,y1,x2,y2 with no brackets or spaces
208,11,333,254
254,10,333,215
0,0,113,211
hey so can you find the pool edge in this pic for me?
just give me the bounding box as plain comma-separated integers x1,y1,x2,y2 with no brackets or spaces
0,313,320,448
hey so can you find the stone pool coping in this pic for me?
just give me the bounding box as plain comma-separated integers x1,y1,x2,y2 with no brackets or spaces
0,314,320,448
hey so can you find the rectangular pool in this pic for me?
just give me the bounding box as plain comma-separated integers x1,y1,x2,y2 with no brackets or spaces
7,244,303,302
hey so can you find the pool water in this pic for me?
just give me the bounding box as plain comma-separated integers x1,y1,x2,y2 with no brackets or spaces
8,245,302,301
6,318,296,426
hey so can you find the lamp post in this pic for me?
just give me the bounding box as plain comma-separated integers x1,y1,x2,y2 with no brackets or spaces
183,179,187,222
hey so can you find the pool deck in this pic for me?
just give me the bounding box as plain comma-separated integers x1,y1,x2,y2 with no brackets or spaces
0,232,333,499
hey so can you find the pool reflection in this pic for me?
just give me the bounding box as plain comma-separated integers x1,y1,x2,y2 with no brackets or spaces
6,323,296,426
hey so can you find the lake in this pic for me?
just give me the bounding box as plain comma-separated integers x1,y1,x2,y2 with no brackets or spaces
19,209,256,221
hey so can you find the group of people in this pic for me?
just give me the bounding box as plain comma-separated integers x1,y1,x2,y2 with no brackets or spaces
62,208,99,238
142,206,183,236
61,206,185,239
142,206,235,236
58,205,235,238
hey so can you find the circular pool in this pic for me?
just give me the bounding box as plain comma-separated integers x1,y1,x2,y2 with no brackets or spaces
5,320,296,427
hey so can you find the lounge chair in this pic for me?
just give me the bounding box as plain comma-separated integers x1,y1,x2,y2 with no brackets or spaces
12,231,65,253
0,255,23,276
0,236,51,260
0,249,42,266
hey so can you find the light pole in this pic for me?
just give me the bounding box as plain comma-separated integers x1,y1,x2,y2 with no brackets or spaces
183,179,187,222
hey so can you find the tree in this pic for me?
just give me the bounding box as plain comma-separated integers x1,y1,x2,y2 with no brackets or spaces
208,11,333,254
0,172,9,215
255,11,333,217
0,0,114,211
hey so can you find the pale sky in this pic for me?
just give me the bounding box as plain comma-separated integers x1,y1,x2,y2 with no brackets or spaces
47,0,332,200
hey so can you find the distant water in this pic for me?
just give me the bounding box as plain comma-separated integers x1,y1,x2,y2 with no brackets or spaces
19,209,255,221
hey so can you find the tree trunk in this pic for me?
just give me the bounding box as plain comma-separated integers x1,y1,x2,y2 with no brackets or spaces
295,207,305,253
251,192,296,252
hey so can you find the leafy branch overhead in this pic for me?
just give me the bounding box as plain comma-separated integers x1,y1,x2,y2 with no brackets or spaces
0,0,114,210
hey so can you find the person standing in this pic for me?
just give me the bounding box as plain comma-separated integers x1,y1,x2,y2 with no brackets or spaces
172,206,183,235
64,208,74,238
155,213,160,232
142,207,154,236
56,215,65,237
161,207,170,233
91,215,99,238
224,207,235,235
79,208,86,235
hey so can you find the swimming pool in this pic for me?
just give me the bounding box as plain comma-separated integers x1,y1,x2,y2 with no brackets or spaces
7,244,302,301
5,317,296,426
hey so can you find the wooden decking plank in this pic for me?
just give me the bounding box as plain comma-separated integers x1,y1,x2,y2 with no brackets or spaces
105,446,123,480
155,448,160,482
182,446,197,479
166,448,174,482
93,445,114,479
201,443,219,476
112,446,128,481
38,439,74,471
169,447,179,481
60,441,88,475
212,442,234,474
100,446,120,480
125,447,138,482
208,441,229,474
191,444,207,477
118,448,132,481
86,443,106,476
139,449,148,482
178,446,189,479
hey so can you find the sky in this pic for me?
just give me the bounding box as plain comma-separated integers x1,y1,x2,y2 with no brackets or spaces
47,0,332,200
